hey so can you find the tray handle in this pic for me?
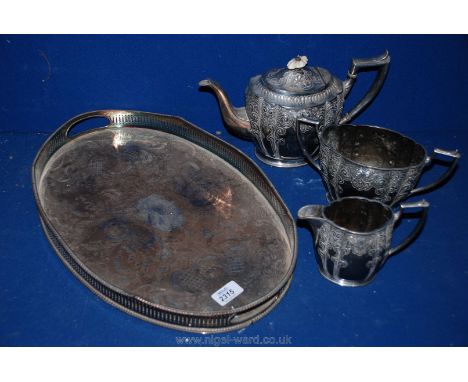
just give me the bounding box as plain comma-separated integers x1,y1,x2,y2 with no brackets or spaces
55,110,118,140
228,294,279,325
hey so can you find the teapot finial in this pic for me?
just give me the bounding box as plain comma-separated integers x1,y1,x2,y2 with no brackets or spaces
287,55,308,70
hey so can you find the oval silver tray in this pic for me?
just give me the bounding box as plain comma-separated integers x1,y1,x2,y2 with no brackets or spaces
33,110,297,333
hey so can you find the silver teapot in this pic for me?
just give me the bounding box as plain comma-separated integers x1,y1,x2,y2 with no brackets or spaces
199,51,390,167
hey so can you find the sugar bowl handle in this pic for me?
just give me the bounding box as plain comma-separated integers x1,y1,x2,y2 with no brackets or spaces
339,50,391,124
410,148,461,197
296,117,322,171
388,199,430,257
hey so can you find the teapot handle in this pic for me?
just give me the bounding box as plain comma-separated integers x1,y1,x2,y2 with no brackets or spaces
339,51,391,124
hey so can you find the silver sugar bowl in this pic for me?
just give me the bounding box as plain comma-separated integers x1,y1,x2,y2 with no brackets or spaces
199,51,390,167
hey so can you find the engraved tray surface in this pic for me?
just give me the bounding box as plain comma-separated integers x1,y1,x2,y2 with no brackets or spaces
33,111,297,332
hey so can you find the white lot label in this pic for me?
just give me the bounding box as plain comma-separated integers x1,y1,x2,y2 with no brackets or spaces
211,281,244,306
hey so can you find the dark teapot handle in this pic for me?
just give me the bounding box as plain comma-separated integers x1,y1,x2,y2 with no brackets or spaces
388,199,430,257
339,50,391,124
409,148,461,197
296,117,322,172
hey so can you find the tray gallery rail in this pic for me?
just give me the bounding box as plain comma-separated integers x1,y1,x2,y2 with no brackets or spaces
32,110,297,333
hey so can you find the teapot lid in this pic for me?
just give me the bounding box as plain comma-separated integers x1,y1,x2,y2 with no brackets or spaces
249,55,343,108
261,55,332,95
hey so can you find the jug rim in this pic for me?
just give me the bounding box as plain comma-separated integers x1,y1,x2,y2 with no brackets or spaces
322,196,394,236
321,124,428,171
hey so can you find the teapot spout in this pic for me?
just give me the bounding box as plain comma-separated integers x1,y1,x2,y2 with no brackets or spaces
199,79,252,139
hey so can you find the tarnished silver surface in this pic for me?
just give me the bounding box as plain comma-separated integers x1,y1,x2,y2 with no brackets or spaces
199,51,390,167
297,120,461,205
33,110,297,333
298,197,429,287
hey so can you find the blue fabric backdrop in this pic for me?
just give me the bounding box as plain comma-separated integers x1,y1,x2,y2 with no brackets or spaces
1,35,467,345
